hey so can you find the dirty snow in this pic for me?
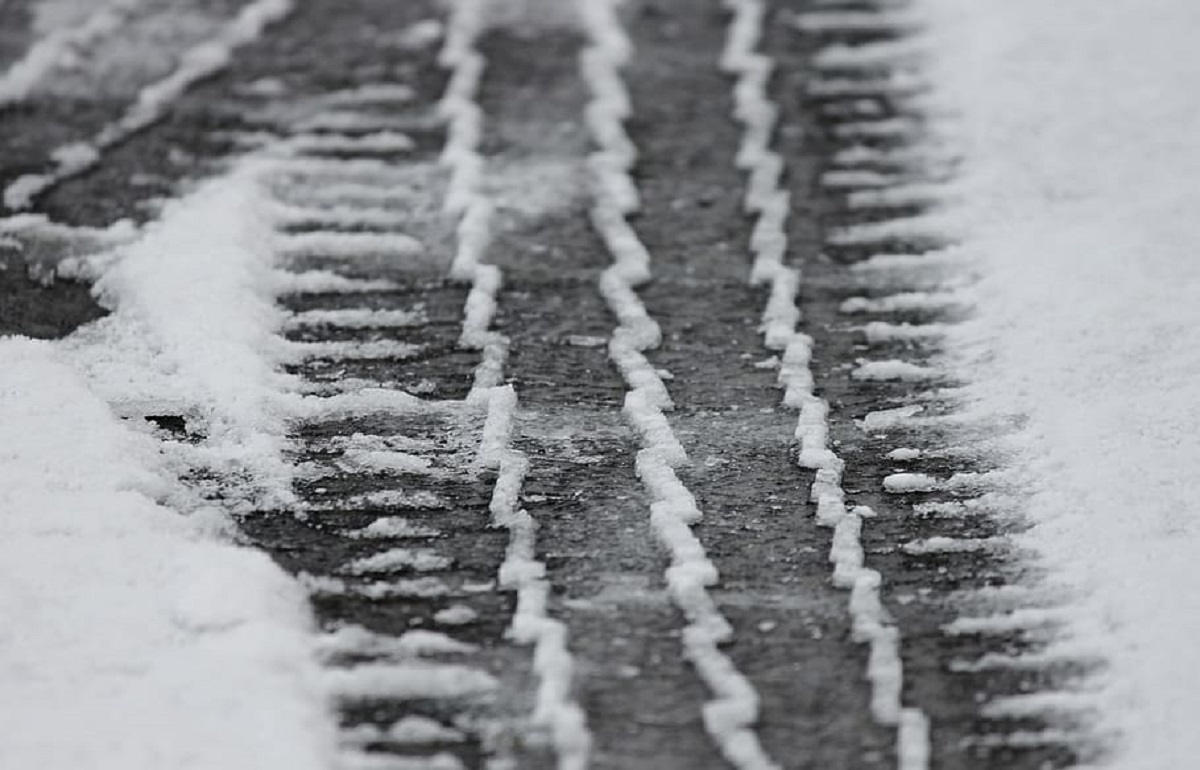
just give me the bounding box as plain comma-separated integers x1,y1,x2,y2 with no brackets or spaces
919,0,1200,765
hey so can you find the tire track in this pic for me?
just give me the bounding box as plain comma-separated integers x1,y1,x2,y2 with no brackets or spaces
473,13,723,769
778,1,1100,767
721,2,929,768
578,2,780,767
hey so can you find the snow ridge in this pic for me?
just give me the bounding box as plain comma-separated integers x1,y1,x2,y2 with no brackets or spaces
579,2,779,767
438,3,592,766
0,0,146,106
3,0,295,210
721,3,930,767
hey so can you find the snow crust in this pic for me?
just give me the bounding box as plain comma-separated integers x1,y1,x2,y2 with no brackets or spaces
916,0,1200,764
0,339,335,770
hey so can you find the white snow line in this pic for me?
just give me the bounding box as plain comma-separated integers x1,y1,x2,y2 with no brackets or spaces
285,308,427,331
284,131,417,155
325,662,499,701
285,340,423,362
269,156,425,183
948,646,1103,673
3,0,294,210
846,183,945,210
270,269,401,295
812,39,925,72
899,536,1007,556
276,230,426,260
832,117,923,141
316,83,417,107
943,608,1073,637
839,291,967,314
720,2,929,767
979,691,1101,721
0,0,146,106
339,715,466,747
340,547,452,575
821,169,906,190
295,111,411,134
436,5,591,767
577,3,777,766
272,203,412,231
852,359,941,382
830,143,956,171
827,214,951,247
862,321,948,344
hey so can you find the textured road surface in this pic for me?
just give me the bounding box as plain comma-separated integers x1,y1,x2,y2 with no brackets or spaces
0,1,1093,768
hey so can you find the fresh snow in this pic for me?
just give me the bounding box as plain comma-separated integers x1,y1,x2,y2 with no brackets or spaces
918,0,1200,765
0,339,335,770
0,154,332,766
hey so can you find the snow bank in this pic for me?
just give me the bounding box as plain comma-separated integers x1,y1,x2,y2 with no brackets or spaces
0,338,335,770
918,0,1200,765
64,159,297,508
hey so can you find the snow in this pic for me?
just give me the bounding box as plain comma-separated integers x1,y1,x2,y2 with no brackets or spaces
4,0,294,209
915,0,1200,764
0,338,335,770
342,716,466,746
63,159,297,509
436,4,591,764
341,548,452,575
0,0,145,106
582,3,780,766
325,662,498,701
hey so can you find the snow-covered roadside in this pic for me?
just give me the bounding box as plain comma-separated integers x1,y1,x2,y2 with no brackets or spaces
0,159,334,768
63,160,298,508
0,339,335,770
917,1,1200,765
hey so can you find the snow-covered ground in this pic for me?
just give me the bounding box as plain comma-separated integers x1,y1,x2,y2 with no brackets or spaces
0,339,335,770
0,160,335,768
919,0,1200,765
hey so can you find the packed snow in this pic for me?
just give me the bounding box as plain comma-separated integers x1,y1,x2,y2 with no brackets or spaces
918,0,1200,765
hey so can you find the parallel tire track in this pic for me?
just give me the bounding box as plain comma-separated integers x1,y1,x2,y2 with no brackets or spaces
578,2,779,767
